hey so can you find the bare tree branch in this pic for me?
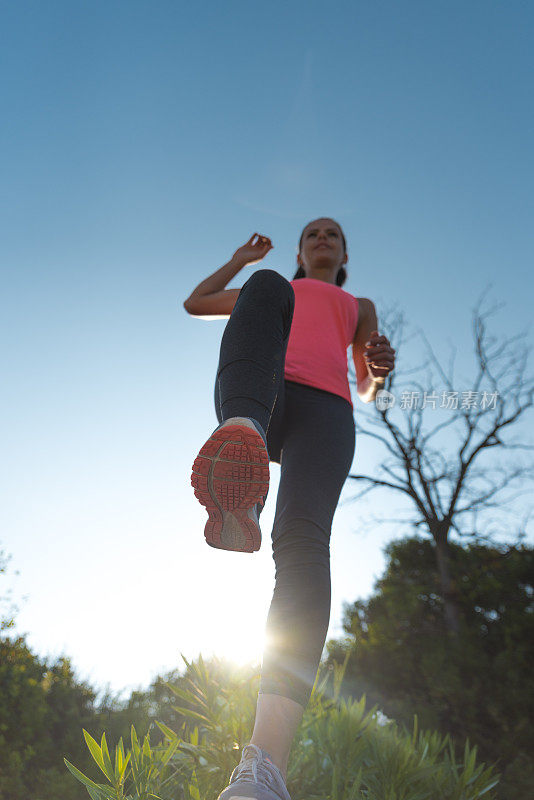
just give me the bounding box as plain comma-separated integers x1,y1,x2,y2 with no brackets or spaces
346,287,534,635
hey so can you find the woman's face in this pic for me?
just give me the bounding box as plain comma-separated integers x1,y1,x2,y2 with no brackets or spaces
298,218,347,274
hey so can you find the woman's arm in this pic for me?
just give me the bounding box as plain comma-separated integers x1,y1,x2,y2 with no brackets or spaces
352,298,395,403
183,233,273,319
183,258,242,318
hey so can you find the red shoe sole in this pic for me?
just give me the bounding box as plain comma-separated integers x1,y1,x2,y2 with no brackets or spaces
191,421,269,553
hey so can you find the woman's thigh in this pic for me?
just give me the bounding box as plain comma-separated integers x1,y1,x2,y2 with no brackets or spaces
270,381,356,560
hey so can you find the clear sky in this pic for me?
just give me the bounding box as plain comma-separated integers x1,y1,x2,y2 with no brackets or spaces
1,0,533,702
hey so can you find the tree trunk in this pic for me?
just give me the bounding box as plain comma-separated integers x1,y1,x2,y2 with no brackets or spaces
433,526,462,636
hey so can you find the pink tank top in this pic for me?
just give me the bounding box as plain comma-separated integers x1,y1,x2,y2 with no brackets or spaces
284,278,359,408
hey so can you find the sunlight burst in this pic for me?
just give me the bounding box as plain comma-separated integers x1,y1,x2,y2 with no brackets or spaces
201,619,265,669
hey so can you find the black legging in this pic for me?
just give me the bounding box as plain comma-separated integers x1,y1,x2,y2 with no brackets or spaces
214,269,356,709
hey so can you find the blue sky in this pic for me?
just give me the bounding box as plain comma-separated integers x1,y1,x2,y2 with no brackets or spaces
1,0,533,701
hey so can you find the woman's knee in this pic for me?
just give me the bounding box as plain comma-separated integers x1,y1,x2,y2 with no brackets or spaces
242,269,295,304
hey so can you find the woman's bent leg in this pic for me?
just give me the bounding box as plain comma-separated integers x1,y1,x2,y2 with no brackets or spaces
214,269,294,434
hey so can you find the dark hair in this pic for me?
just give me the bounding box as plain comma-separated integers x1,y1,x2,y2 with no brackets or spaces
292,219,348,287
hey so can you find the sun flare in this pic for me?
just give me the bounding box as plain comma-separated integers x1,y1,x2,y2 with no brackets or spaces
200,621,265,669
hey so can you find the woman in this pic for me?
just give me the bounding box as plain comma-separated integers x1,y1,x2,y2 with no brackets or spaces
184,218,395,800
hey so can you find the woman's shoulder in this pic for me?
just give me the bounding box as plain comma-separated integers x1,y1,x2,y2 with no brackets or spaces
353,297,377,332
354,296,374,309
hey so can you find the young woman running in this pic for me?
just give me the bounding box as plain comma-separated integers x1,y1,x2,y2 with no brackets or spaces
184,218,395,800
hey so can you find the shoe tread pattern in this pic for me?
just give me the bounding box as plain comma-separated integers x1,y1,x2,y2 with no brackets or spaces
191,424,269,553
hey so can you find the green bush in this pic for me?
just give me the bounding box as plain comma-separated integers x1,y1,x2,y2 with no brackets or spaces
326,537,534,798
65,652,500,800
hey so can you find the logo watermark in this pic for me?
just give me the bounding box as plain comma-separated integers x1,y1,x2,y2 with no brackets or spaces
376,389,396,410
375,389,500,411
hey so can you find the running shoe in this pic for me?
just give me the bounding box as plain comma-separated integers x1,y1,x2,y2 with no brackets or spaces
191,417,269,553
217,743,291,800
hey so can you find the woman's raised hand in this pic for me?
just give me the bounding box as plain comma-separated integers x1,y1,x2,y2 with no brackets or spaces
232,233,273,267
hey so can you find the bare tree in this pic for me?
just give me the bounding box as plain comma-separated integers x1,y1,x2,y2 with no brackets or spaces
346,287,534,636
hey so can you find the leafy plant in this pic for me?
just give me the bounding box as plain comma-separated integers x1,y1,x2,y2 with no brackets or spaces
65,652,501,800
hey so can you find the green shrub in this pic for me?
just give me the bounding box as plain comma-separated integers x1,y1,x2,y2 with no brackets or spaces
65,652,500,800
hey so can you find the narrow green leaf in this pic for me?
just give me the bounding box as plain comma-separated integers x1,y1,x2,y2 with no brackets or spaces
83,729,112,782
86,788,105,800
155,720,180,741
100,732,115,784
142,734,152,759
160,736,181,768
120,751,131,782
130,726,141,780
347,767,363,800
166,682,208,709
131,724,140,751
114,745,120,779
478,778,501,796
64,759,109,798
171,704,213,726
189,769,201,800
466,745,477,777
114,747,130,784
